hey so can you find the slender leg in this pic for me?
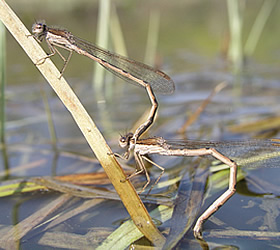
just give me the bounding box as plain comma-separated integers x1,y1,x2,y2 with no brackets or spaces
125,151,150,194
129,151,151,194
112,151,139,184
58,50,73,79
35,41,57,65
36,40,73,78
119,151,165,195
113,152,130,160
141,155,165,196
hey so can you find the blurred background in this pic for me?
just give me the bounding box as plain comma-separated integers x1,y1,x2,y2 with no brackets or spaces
6,0,280,85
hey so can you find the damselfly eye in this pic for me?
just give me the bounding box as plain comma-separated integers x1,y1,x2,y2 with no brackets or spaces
32,23,45,34
119,132,134,148
119,136,128,148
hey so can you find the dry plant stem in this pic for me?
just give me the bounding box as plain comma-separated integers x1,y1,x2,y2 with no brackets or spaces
0,0,165,246
178,81,227,134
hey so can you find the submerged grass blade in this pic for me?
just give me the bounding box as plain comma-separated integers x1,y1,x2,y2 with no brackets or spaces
178,81,227,134
207,228,280,239
42,199,104,232
0,194,71,248
164,160,209,249
0,179,45,197
228,116,280,134
98,205,173,250
40,89,57,148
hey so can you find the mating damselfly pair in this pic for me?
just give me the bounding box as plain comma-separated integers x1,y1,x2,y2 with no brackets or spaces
31,21,280,237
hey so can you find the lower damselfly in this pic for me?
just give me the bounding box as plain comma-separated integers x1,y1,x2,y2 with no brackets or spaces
31,21,175,142
117,133,280,237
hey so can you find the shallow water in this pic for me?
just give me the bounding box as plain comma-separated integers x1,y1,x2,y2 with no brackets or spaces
1,1,280,249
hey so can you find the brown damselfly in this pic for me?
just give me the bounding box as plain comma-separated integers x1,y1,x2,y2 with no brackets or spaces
31,21,175,141
117,133,280,237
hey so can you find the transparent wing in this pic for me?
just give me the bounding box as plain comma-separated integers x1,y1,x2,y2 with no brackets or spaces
72,36,175,94
164,139,280,169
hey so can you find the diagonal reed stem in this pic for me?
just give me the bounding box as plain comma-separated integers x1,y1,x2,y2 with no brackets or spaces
0,0,165,246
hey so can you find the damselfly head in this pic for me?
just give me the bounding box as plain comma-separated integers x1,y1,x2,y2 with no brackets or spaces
119,132,133,149
32,21,47,36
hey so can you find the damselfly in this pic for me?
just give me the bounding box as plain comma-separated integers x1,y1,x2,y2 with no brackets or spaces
117,133,280,237
31,21,175,141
